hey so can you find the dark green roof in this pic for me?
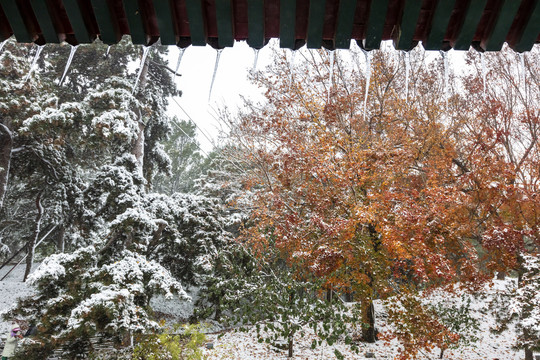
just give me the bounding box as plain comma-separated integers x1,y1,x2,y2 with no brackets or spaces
0,0,538,52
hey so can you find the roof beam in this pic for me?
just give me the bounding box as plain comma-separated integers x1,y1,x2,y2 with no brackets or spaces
90,0,118,44
394,0,422,50
30,0,59,43
215,0,234,47
452,0,488,50
306,0,326,48
0,0,536,52
425,0,456,50
153,0,176,45
122,0,147,45
0,0,33,43
364,0,390,50
482,0,522,51
334,0,356,49
185,0,206,46
513,0,540,52
63,0,92,44
247,0,265,48
0,6,10,41
280,0,296,48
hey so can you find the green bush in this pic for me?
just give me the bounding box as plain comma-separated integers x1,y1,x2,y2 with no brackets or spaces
132,323,207,360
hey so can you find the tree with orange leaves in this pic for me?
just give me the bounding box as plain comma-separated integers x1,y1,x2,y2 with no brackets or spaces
456,46,540,360
223,44,539,358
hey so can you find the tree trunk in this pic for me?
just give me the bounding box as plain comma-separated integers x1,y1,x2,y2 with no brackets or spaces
287,336,293,358
133,49,149,175
24,192,43,282
133,118,145,173
343,287,354,302
213,301,222,321
524,348,533,360
362,300,377,343
57,224,65,253
326,288,333,302
0,123,13,211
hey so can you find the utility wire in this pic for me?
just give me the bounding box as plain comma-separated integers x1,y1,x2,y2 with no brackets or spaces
147,62,250,176
166,88,248,176
169,112,247,176
169,96,216,149
169,117,210,158
146,66,215,150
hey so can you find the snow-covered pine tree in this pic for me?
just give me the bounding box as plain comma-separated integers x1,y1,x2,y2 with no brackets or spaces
5,245,186,358
2,38,194,357
190,148,258,317
0,40,53,261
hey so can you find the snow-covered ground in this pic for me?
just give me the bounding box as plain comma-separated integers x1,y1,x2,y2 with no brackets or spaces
0,264,534,359
201,314,521,359
201,280,528,360
0,263,36,340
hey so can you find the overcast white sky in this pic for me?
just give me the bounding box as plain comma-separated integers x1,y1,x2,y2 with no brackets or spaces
166,41,273,152
164,40,469,153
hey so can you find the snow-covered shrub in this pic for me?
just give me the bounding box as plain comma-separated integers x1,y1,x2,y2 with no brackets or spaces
198,242,355,359
4,246,188,358
488,253,540,356
386,294,460,360
428,293,480,358
0,241,9,256
512,254,540,352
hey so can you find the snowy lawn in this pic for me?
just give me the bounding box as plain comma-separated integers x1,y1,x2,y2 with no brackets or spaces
0,265,534,359
202,280,527,360
0,263,36,339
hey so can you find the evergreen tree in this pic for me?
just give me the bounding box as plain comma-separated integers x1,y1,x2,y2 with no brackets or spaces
514,254,540,356
1,38,193,357
152,118,204,194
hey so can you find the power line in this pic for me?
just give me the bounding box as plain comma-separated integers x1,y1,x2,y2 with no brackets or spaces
167,98,248,176
147,63,249,176
145,68,215,150
170,115,247,178
169,96,216,149
169,117,210,158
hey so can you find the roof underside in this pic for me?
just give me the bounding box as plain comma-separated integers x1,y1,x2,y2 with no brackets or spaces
0,0,538,52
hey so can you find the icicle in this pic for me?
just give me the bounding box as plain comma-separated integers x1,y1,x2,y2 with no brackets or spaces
105,45,111,58
440,50,449,107
480,52,486,96
361,49,372,121
59,45,78,86
132,45,151,94
252,48,260,72
0,39,7,54
174,47,185,77
252,48,260,82
208,49,222,102
519,52,526,96
24,44,44,82
404,51,410,101
289,49,297,84
327,50,335,103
